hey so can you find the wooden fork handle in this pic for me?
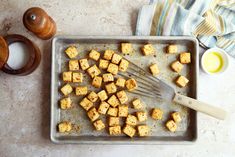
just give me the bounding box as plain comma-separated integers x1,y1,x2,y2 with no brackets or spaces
173,93,227,120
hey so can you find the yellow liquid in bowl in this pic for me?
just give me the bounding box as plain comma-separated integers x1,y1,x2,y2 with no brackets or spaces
203,52,223,73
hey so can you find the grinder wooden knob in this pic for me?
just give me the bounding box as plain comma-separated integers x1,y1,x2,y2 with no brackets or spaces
23,7,56,40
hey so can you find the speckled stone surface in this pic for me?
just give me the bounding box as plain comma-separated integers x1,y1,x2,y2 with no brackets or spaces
0,0,235,157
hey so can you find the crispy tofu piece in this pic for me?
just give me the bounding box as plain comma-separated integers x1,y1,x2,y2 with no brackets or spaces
180,52,191,64
69,60,79,71
107,107,118,117
136,111,147,122
175,75,189,87
151,108,163,120
126,114,137,126
171,61,183,73
118,105,128,117
107,63,119,75
116,77,126,87
99,59,110,69
149,63,159,76
167,45,178,54
102,73,114,82
121,43,133,54
98,101,110,114
87,108,100,122
109,117,120,126
125,78,137,91
87,91,98,103
123,125,136,137
166,120,177,132
142,44,155,56
65,46,78,59
119,59,129,72
93,119,105,131
72,72,83,83
97,90,108,101
132,99,143,110
79,58,90,70
60,97,72,109
105,82,117,94
104,49,115,60
58,121,72,133
87,65,101,78
79,97,93,111
89,49,100,61
60,84,73,96
62,71,72,82
172,112,182,123
92,76,102,88
116,90,128,104
75,86,88,96
137,125,149,136
111,53,122,64
109,125,121,135
107,95,120,107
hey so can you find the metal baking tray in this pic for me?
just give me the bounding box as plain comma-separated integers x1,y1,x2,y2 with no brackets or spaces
50,36,198,144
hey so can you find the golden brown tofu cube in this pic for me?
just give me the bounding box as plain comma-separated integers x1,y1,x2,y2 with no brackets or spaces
87,108,100,122
65,46,78,59
75,86,88,96
118,105,128,117
125,78,138,91
62,71,72,82
93,119,105,131
119,59,129,72
136,111,147,122
107,107,118,117
87,91,98,103
72,72,83,83
60,97,72,109
58,121,72,133
142,44,155,56
98,101,110,114
175,75,189,87
166,120,177,132
60,84,73,96
107,63,119,75
116,90,128,104
107,95,120,107
87,65,101,78
121,43,133,54
104,49,115,60
180,52,191,64
151,108,163,120
116,77,126,87
137,125,149,136
79,97,93,111
132,98,143,110
109,125,121,135
92,76,102,88
105,82,117,94
171,61,183,73
102,73,114,82
172,112,182,123
109,117,120,126
126,114,137,126
79,58,90,70
99,59,110,69
123,125,136,137
89,49,100,61
167,45,178,54
69,60,79,71
97,90,108,101
111,53,122,64
149,63,159,76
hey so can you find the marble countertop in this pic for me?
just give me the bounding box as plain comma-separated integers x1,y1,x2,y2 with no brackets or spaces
0,0,235,156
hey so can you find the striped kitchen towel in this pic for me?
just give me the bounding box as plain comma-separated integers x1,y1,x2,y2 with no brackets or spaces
136,0,235,57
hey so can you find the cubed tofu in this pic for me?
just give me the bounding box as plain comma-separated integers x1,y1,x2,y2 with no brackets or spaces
149,63,159,76
142,44,155,56
105,82,117,94
166,120,177,132
118,105,128,117
126,114,137,126
79,58,90,70
62,71,72,82
123,125,136,137
87,108,100,122
58,121,72,133
97,90,108,101
107,107,118,117
99,59,110,69
111,53,122,64
87,91,98,102
125,78,138,91
109,125,121,135
87,65,101,78
65,46,78,59
175,75,189,87
107,63,119,75
93,119,105,131
136,111,147,122
98,101,110,114
132,99,143,110
151,108,163,120
92,76,102,88
180,52,191,64
116,77,126,87
72,72,83,83
119,59,129,72
121,43,133,54
79,97,93,111
137,125,149,136
75,86,88,96
116,90,128,104
109,117,120,126
167,45,178,54
60,97,72,109
171,61,183,73
69,60,79,71
172,112,182,123
89,49,100,61
104,49,115,60
60,84,73,96
107,95,120,107
102,73,114,82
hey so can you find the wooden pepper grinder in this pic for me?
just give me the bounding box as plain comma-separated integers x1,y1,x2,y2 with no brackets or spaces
23,7,56,40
